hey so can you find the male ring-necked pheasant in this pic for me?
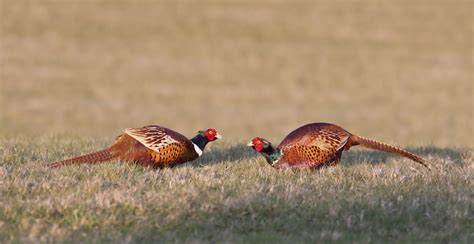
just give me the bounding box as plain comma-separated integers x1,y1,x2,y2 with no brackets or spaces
49,125,222,168
247,122,428,169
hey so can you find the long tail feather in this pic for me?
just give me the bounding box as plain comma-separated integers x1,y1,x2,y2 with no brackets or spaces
48,149,114,168
351,135,429,168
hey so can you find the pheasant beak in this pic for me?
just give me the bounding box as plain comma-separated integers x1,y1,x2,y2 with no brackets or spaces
215,133,223,139
246,141,254,147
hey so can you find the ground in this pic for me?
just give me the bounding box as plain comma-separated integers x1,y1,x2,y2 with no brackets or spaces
0,0,472,243
0,139,472,242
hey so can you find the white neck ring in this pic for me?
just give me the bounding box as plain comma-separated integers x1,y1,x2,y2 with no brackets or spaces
192,142,203,156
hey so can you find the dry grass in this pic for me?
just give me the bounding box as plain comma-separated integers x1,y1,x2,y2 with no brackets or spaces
0,137,473,243
1,0,473,243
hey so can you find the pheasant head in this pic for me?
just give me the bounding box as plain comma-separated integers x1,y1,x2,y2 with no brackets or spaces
200,128,222,141
190,128,222,156
247,137,271,152
247,137,282,166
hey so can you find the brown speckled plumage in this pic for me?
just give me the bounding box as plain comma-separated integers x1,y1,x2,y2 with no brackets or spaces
49,125,218,169
250,123,429,169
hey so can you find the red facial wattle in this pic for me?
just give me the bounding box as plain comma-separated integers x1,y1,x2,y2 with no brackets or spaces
206,129,217,141
251,137,265,152
255,143,264,152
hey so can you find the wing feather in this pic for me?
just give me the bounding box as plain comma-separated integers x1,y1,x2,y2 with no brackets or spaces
313,133,350,151
125,125,179,153
279,124,351,152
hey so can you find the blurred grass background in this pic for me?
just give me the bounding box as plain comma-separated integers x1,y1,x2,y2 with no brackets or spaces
1,0,472,145
1,1,473,243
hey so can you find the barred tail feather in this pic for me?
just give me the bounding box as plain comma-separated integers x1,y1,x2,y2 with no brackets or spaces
48,149,114,168
351,135,429,168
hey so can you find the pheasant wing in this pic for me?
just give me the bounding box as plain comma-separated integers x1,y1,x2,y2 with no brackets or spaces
308,131,350,151
124,125,180,153
279,125,350,152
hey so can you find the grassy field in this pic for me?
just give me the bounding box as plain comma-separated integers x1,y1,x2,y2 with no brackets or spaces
1,0,473,243
0,138,472,243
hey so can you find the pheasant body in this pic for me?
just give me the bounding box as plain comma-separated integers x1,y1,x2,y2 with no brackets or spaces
49,125,221,168
249,123,428,169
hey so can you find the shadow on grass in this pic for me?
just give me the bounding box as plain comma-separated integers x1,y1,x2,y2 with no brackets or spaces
194,144,469,167
186,145,469,168
342,146,468,166
190,144,258,167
